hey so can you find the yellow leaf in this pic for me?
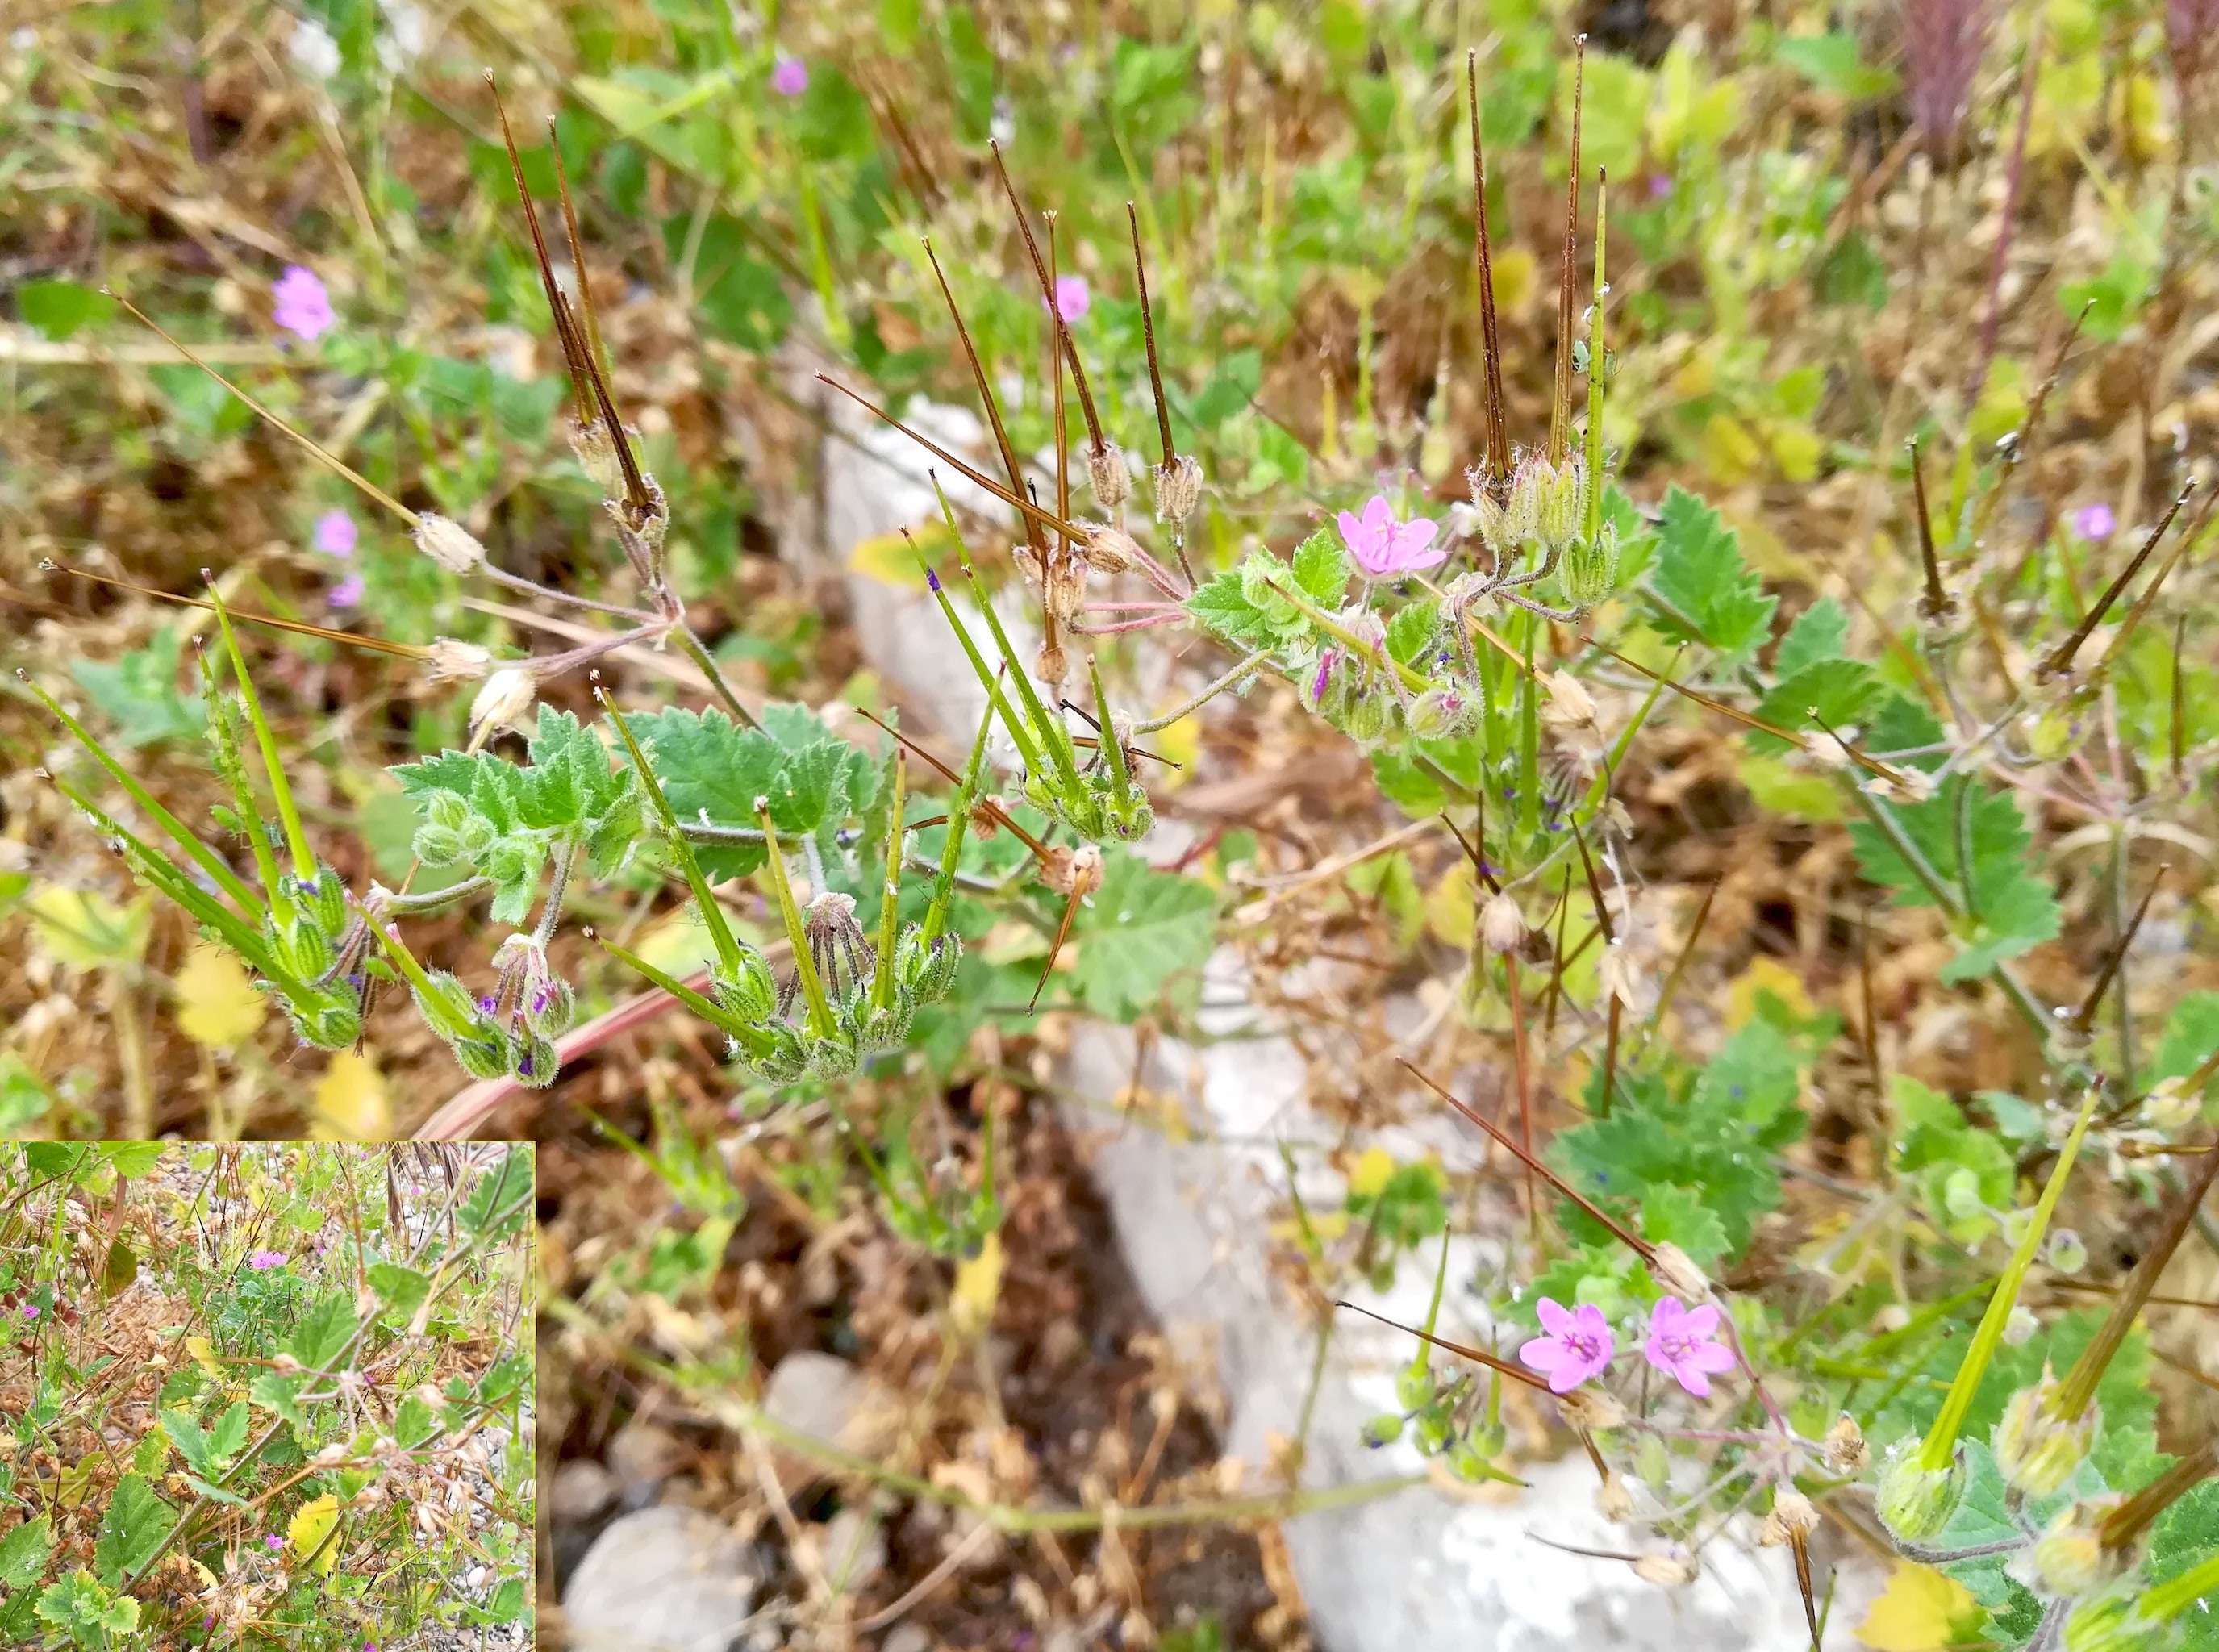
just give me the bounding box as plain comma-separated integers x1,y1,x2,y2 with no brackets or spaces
1489,245,1537,317
1145,711,1197,792
848,515,951,590
949,1230,1003,1340
289,1493,341,1575
27,886,151,970
311,1053,390,1142
1424,859,1475,949
174,944,268,1049
1347,1146,1395,1200
185,1337,224,1380
1856,1561,1983,1652
1725,955,1816,1032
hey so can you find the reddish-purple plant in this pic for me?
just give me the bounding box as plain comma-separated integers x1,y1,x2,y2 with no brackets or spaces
1901,0,1995,163
1519,1298,1615,1392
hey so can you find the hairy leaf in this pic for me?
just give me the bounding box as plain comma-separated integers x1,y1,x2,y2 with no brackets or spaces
1644,486,1777,661
1070,851,1219,1020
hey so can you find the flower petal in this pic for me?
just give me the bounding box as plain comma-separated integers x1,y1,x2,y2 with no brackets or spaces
1674,1366,1712,1399
1518,1336,1565,1372
1535,1298,1574,1335
1681,1303,1721,1337
1691,1341,1737,1374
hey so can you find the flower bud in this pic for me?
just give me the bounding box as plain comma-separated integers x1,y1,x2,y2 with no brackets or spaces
2028,1500,2129,1600
1823,1413,1869,1475
1408,686,1477,740
412,824,468,867
1362,1412,1405,1447
458,813,497,858
451,1030,512,1082
1561,525,1621,609
1595,1471,1636,1522
514,1033,559,1087
1649,1242,1712,1304
413,513,488,574
469,666,538,740
1153,454,1205,526
282,914,335,981
896,931,961,1003
423,791,470,832
1504,457,1546,547
1341,685,1399,746
2138,1078,2198,1133
2048,1229,2088,1274
1301,649,1339,714
1875,1440,1966,1542
715,945,778,1025
1473,492,1512,562
1993,1369,2097,1499
2063,1585,2169,1652
425,638,493,682
1087,441,1130,512
1759,1490,1818,1547
1481,891,1525,955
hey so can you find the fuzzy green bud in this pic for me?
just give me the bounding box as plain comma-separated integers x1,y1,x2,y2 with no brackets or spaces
1875,1440,1967,1543
2049,1229,2089,1275
1408,687,1478,740
525,975,575,1038
2063,1586,2169,1652
424,791,470,832
412,824,469,867
514,1034,560,1088
1362,1412,1405,1447
2029,1501,2129,1600
1561,524,1620,609
451,1030,512,1082
1504,457,1545,548
287,999,361,1051
1395,1364,1437,1413
484,837,536,889
1994,1370,2098,1499
897,930,962,1004
714,945,778,1024
747,1023,810,1085
286,868,348,937
457,813,497,859
804,1031,859,1081
1341,686,1400,747
282,915,335,982
1537,457,1585,550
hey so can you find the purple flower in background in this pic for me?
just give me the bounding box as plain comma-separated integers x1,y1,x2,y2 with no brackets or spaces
1900,0,1996,163
248,1249,288,1271
1337,494,1445,578
327,573,365,610
312,509,357,558
271,265,335,341
1518,1298,1616,1393
1044,273,1090,322
1643,1297,1737,1398
1648,173,1673,200
770,55,807,97
2070,502,2116,541
265,1533,285,1552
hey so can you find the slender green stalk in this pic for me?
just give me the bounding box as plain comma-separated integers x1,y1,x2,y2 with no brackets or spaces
871,750,907,1014
2142,1551,2219,1622
920,699,998,952
756,807,835,1038
1583,169,1608,544
207,586,315,882
603,692,751,986
1917,1084,2102,1473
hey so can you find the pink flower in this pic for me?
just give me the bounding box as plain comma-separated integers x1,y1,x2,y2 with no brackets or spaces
1643,1296,1737,1398
19,1304,36,1320
271,265,334,341
1045,273,1090,322
265,1533,285,1551
248,1249,288,1270
2070,502,2116,541
327,574,365,610
1518,1297,1615,1393
770,56,807,97
312,510,357,557
1337,494,1445,578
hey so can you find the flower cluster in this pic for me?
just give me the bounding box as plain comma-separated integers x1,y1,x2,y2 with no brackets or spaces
1516,1295,1733,1398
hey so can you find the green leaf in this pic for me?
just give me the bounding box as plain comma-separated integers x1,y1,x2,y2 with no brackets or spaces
1070,852,1218,1021
1639,1184,1730,1270
1644,486,1777,661
1775,31,1899,100
16,279,117,342
1291,528,1351,610
208,1400,248,1465
37,1568,140,1637
367,1262,431,1324
161,1408,211,1477
477,1351,531,1405
101,1143,161,1179
1185,567,1276,650
460,1145,532,1241
0,1517,53,1590
1747,658,1882,752
1848,776,2060,984
671,215,792,351
248,1371,306,1429
396,1394,440,1449
67,627,207,749
286,1295,357,1371
2150,1481,2219,1652
2152,992,2219,1092
91,1475,174,1586
626,705,869,878
1773,598,1850,681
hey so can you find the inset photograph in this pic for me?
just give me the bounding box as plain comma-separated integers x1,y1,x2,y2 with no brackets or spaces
0,1142,534,1650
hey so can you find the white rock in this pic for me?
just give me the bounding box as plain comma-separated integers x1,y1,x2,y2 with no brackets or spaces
550,1459,618,1525
561,1505,758,1652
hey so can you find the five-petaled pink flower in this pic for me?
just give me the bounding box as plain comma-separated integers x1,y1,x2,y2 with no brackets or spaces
248,1249,288,1270
1045,273,1090,323
2070,501,2115,541
1644,1296,1737,1398
1519,1297,1615,1393
19,1304,35,1321
271,265,334,341
327,573,365,610
770,56,807,97
313,509,357,558
265,1533,285,1552
1337,494,1445,578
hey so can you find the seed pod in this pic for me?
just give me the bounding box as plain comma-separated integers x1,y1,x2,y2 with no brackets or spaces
1083,524,1141,576
897,931,962,1004
747,1022,810,1084
1473,492,1512,563
1481,891,1526,955
425,639,493,682
469,666,539,740
1504,455,1547,548
567,415,622,494
1561,524,1621,609
1993,1369,2098,1499
2030,1500,2128,1600
1087,441,1131,512
1632,1547,1700,1588
1875,1440,1966,1542
1036,639,1069,690
1556,1385,1625,1430
804,1029,860,1081
1823,1413,1869,1475
1758,1490,1818,1547
1153,453,1205,526
1538,456,1585,549
1341,685,1400,746
715,945,778,1024
414,513,489,574
1650,1243,1712,1304
1595,1471,1636,1522
1362,1412,1405,1447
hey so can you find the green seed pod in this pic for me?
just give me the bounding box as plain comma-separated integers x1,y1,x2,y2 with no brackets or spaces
290,868,349,937
287,997,361,1051
1538,457,1585,550
1395,1364,1437,1413
412,824,469,867
1362,1412,1405,1447
804,1030,859,1081
1341,686,1400,747
746,1023,810,1085
424,790,471,832
2063,1586,2169,1652
714,944,778,1024
457,812,497,858
1561,524,1621,609
1104,788,1154,842
514,1034,560,1088
898,931,963,1003
1504,457,1546,548
451,1029,513,1082
1994,1370,2098,1500
857,999,913,1053
1875,1440,1967,1543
